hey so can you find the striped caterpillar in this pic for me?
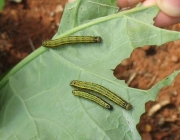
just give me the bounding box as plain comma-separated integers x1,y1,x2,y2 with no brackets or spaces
42,36,102,48
70,80,132,110
72,90,113,110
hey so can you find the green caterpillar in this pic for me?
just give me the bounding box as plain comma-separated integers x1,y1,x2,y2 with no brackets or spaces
72,90,113,110
42,36,102,48
70,80,132,110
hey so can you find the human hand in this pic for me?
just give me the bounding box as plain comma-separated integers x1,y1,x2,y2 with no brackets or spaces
117,0,180,27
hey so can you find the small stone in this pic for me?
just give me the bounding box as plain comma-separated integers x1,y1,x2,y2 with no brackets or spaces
9,0,22,3
55,5,63,13
145,124,152,132
142,45,150,51
49,17,55,22
171,55,178,63
121,58,131,66
171,91,177,96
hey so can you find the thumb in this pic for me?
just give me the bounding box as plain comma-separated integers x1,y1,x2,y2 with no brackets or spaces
157,0,180,17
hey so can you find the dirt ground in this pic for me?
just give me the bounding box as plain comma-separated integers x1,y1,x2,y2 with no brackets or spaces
0,0,65,75
0,0,180,140
114,24,180,140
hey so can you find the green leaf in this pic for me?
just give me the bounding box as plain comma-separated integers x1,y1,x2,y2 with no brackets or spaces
0,0,5,11
57,0,118,34
0,1,180,140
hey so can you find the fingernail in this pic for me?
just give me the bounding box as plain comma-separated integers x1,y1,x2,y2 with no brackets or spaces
157,0,180,17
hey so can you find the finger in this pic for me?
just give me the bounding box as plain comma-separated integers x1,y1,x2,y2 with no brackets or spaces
142,0,180,27
143,0,156,6
154,11,180,27
117,0,144,8
157,0,180,17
